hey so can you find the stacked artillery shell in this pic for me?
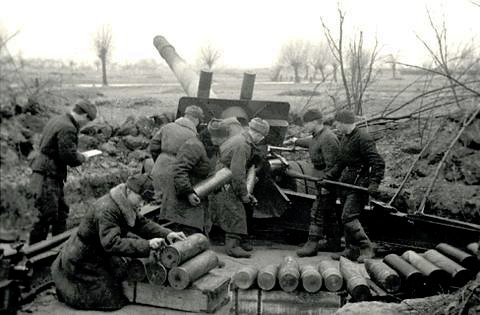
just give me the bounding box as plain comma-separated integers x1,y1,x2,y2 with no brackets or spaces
277,256,300,292
233,265,258,290
436,243,479,271
339,257,371,302
318,260,343,292
423,249,472,286
364,259,401,293
144,257,168,285
160,233,210,268
402,250,450,287
127,258,147,282
257,264,278,291
168,250,219,290
300,264,323,293
467,242,479,256
383,254,425,290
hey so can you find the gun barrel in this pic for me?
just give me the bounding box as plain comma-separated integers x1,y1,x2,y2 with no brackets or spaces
153,35,216,98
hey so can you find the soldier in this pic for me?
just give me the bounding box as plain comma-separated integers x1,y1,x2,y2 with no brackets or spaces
29,100,97,244
149,105,204,161
326,110,385,263
209,117,270,258
51,174,187,311
150,105,204,212
284,108,342,257
161,119,230,234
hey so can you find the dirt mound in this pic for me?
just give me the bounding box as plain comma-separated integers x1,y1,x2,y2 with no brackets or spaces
0,94,175,241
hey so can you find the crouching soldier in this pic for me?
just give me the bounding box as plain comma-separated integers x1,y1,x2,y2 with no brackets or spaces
326,110,385,263
51,174,187,311
285,108,342,257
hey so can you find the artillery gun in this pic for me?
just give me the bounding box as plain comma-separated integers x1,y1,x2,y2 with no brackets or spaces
153,35,480,252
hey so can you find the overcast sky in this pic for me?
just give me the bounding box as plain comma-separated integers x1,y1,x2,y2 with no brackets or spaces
1,0,478,68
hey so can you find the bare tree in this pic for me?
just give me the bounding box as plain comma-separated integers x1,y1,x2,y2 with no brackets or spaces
310,42,332,82
278,39,310,83
321,7,380,115
414,9,480,109
93,25,113,86
387,53,399,79
198,43,222,70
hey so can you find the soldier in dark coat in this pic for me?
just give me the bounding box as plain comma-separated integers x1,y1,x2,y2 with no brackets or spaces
325,110,385,263
51,174,186,311
284,109,341,257
161,119,230,233
29,100,97,244
209,117,270,258
150,105,204,217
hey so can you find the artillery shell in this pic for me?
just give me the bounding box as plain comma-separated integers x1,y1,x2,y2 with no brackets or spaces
234,265,258,290
300,264,323,293
318,260,343,292
424,249,472,286
436,243,478,271
160,233,209,268
339,257,371,302
384,254,425,290
277,256,300,292
257,264,278,291
168,250,219,290
364,259,401,293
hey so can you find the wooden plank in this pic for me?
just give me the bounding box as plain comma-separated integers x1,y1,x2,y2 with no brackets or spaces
260,290,342,315
234,288,260,315
123,272,230,313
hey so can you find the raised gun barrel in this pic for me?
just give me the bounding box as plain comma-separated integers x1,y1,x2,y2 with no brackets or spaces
153,35,216,98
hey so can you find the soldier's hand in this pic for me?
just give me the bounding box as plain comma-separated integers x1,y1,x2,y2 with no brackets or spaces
241,194,251,204
149,238,167,249
283,137,298,146
167,232,187,244
368,183,380,197
188,193,201,206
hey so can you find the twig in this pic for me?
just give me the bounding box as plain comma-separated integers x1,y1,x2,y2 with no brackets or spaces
416,105,480,214
388,120,445,206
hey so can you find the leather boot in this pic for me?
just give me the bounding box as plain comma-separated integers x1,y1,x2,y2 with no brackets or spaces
297,225,320,257
319,222,343,252
297,236,320,257
349,219,374,263
318,238,343,252
331,221,359,261
240,239,253,251
225,234,251,258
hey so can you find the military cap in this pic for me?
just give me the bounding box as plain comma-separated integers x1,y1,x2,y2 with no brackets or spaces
249,117,270,136
126,174,155,201
302,108,323,123
184,105,204,120
334,110,355,124
207,118,229,138
74,100,97,121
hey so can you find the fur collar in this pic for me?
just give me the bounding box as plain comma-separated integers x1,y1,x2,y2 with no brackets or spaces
109,183,136,227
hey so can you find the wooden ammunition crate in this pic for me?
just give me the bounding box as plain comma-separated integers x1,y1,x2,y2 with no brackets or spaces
232,288,346,315
123,272,230,314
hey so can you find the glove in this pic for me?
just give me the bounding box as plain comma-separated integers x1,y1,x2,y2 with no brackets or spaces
368,183,380,197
